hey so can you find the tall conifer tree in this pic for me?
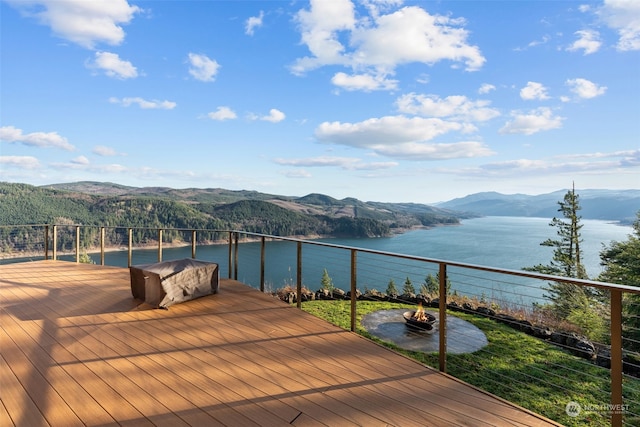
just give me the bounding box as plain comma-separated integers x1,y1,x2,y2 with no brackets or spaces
525,184,590,319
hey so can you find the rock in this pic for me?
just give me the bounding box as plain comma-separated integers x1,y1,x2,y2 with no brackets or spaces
316,289,332,300
400,293,420,304
462,302,475,312
417,295,430,305
346,289,362,300
532,326,552,339
495,313,518,326
447,301,462,312
573,338,596,359
515,319,534,335
624,352,640,377
475,306,496,317
596,347,611,368
286,292,295,304
565,333,595,359
550,331,567,346
332,288,346,300
363,289,386,301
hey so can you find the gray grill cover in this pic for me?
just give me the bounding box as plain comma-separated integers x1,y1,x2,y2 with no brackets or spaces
129,259,219,308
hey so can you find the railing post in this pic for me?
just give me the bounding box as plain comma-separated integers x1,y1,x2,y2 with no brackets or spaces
75,225,80,263
439,263,447,373
100,227,105,265
52,225,57,260
610,289,623,427
296,241,302,309
260,236,266,292
350,249,357,332
44,225,49,260
128,228,133,267
234,232,239,281
227,231,232,279
157,229,163,262
191,230,197,259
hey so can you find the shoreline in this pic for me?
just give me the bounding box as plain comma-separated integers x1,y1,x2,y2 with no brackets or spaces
0,225,439,261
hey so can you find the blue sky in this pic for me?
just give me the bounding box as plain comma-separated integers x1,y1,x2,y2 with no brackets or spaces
1,0,638,203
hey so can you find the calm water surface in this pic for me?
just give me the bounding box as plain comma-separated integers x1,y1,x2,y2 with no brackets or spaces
44,216,633,301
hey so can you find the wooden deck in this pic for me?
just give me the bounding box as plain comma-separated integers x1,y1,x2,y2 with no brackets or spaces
0,260,560,426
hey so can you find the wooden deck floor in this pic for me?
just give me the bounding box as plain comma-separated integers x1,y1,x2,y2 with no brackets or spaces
0,260,560,426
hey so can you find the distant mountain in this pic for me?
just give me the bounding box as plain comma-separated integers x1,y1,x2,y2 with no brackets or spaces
0,182,469,242
436,189,640,224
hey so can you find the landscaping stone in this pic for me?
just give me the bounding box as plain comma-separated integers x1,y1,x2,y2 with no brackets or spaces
332,288,346,299
475,306,496,317
550,331,567,346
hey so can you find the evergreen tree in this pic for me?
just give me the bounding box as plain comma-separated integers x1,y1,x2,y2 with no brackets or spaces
386,279,398,297
320,268,334,291
599,211,640,349
402,276,415,295
524,185,591,319
423,273,439,295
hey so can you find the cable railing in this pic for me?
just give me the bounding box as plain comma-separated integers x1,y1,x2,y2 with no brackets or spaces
1,223,639,426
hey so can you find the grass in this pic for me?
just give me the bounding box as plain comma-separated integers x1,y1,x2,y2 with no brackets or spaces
300,300,640,427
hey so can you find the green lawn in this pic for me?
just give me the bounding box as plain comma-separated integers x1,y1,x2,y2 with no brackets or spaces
300,300,640,426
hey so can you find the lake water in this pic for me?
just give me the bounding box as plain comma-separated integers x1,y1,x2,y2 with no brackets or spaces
46,216,632,298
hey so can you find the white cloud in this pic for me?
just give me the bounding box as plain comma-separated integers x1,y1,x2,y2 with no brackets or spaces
396,93,500,122
314,115,493,160
0,155,41,169
478,83,496,94
316,116,463,146
283,169,313,178
349,6,485,71
5,0,141,49
292,2,485,90
520,82,550,100
71,155,90,165
292,0,356,72
92,145,123,156
331,72,398,91
51,160,127,173
88,51,138,79
188,53,220,82
274,155,398,170
245,11,264,35
557,149,638,161
566,78,607,99
109,97,176,109
208,106,237,121
567,29,601,54
499,107,564,135
260,109,286,123
374,140,495,160
598,0,640,51
0,125,75,150
456,150,640,179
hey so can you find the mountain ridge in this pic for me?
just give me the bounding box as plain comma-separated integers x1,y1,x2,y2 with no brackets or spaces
435,189,639,224
0,182,469,241
4,181,636,227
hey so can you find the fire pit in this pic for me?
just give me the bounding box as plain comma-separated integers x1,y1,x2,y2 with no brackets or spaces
403,303,437,331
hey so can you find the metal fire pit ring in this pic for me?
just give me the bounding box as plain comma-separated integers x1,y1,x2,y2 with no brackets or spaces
403,310,437,331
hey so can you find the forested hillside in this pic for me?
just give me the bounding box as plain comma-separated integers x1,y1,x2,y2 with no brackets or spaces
0,182,466,245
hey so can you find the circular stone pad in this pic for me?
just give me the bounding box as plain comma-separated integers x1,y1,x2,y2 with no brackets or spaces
361,309,488,354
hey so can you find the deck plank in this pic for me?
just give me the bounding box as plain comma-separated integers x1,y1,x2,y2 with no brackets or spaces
0,260,561,427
